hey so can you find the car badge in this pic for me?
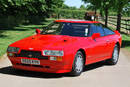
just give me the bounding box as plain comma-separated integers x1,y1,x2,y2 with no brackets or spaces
29,48,33,50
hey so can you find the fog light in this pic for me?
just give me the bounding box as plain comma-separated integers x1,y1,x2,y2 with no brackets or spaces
8,53,14,57
50,57,57,61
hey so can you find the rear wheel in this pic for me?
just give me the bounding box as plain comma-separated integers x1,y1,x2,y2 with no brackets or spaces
70,51,84,76
106,44,119,65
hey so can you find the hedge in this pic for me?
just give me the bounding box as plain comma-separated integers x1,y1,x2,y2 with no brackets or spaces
54,9,86,19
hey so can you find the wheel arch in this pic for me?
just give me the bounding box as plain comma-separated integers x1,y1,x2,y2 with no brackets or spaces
116,42,121,52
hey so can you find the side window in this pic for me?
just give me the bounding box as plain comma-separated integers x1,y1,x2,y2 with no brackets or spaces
72,27,86,37
43,22,62,34
96,24,105,36
71,23,90,37
104,28,115,35
61,23,73,36
89,24,97,36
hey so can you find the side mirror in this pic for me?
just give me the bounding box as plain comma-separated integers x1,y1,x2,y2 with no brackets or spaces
36,29,41,35
92,33,100,39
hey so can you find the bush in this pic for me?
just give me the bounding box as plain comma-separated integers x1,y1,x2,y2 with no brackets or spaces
0,15,25,28
54,9,86,19
0,15,46,29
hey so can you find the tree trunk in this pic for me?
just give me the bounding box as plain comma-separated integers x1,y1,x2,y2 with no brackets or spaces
116,11,121,32
100,9,103,17
94,7,97,21
105,7,108,27
100,9,104,21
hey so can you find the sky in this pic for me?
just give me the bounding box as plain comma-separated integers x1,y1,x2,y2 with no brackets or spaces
64,0,86,8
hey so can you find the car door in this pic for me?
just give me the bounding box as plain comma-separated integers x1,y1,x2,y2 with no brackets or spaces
88,23,108,62
103,27,116,58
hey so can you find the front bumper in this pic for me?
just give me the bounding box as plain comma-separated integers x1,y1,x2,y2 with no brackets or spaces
8,56,72,73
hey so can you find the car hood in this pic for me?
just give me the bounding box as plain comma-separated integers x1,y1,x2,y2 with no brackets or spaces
10,35,81,50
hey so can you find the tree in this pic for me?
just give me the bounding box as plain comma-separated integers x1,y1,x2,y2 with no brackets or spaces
0,0,64,26
62,4,70,9
123,2,130,17
82,0,130,31
0,0,47,16
83,0,117,27
101,0,115,27
82,0,101,21
114,0,129,32
80,5,86,10
0,0,64,16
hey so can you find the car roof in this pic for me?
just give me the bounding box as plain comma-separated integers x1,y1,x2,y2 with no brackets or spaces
55,19,100,23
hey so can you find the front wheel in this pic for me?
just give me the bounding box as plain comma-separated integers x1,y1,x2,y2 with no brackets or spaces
70,51,84,76
106,44,119,65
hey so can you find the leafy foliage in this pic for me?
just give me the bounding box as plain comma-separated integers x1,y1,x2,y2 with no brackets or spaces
0,0,64,27
123,2,130,17
0,0,64,16
82,0,130,31
51,4,86,19
59,9,86,19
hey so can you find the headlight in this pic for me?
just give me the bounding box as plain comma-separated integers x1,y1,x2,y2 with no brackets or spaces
7,47,20,53
43,50,64,56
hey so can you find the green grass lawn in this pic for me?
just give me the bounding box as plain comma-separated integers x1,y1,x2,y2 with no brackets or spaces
0,18,54,57
121,33,130,51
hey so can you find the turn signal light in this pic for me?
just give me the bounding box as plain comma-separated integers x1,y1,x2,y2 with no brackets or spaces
49,56,62,61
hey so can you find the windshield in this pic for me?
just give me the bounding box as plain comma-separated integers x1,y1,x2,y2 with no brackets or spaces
41,22,90,37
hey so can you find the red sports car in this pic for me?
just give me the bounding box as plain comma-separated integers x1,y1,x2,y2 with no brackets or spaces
7,19,122,76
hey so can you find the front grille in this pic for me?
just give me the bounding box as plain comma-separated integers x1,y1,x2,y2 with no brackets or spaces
15,50,48,60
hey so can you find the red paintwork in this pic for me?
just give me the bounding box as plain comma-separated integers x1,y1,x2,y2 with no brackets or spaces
7,20,122,73
55,19,100,23
92,33,101,39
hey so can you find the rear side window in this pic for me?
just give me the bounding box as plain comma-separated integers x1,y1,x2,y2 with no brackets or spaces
89,23,105,37
96,24,105,36
89,23,114,37
104,28,115,35
89,24,97,36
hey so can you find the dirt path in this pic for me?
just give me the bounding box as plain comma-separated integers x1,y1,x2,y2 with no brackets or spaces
0,50,130,87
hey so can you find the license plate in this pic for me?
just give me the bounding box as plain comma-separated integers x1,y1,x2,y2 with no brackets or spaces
21,59,40,65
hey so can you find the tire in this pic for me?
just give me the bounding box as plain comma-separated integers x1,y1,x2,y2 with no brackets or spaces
70,51,84,76
106,44,119,65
